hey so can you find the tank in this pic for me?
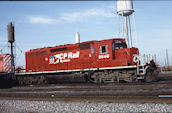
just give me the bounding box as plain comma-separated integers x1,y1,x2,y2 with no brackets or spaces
117,0,134,16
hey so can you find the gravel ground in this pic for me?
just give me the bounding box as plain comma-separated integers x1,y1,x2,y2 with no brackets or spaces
0,100,172,113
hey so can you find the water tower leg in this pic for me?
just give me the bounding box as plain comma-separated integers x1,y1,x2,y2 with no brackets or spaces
118,15,121,38
125,16,129,46
132,13,139,48
128,16,133,47
122,13,124,38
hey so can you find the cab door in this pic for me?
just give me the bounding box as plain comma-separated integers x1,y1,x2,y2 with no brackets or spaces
95,40,113,68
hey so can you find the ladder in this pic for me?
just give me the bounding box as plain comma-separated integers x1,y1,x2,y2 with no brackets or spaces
136,64,145,80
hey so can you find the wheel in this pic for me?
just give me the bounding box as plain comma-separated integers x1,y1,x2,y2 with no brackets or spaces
145,71,154,82
84,74,89,82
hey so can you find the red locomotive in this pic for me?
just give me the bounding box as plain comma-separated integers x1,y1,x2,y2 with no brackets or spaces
26,38,138,72
16,38,158,85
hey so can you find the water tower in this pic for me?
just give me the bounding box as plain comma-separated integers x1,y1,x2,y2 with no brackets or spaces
117,0,137,47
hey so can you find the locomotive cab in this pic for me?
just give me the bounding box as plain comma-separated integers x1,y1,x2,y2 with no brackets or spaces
95,38,138,68
112,39,139,66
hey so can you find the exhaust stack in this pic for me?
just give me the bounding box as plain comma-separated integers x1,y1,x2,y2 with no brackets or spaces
75,32,80,43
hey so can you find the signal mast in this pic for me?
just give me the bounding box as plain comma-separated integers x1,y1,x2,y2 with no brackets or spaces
117,0,137,47
7,22,15,78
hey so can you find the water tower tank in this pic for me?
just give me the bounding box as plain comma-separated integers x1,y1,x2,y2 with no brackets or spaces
117,0,134,16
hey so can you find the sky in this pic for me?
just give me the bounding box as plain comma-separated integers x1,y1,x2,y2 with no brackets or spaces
0,1,172,67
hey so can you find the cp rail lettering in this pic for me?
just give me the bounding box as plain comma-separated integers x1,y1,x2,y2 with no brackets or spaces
48,51,80,64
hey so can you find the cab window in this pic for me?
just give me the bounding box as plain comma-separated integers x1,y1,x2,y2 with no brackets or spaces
115,43,127,49
100,45,108,54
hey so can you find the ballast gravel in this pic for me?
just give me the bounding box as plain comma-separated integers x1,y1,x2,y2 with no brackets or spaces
0,100,172,113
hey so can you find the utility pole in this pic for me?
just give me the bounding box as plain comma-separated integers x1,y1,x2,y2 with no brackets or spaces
143,54,146,64
8,22,15,79
154,54,157,63
166,49,169,68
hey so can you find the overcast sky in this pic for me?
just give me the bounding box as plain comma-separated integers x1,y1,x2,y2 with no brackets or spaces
0,1,172,67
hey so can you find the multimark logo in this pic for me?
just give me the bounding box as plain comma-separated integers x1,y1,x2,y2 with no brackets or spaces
50,55,55,60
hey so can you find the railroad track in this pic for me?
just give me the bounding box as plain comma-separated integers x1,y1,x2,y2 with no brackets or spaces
0,73,171,103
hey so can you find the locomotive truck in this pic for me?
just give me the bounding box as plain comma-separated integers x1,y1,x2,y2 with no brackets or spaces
15,38,158,85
